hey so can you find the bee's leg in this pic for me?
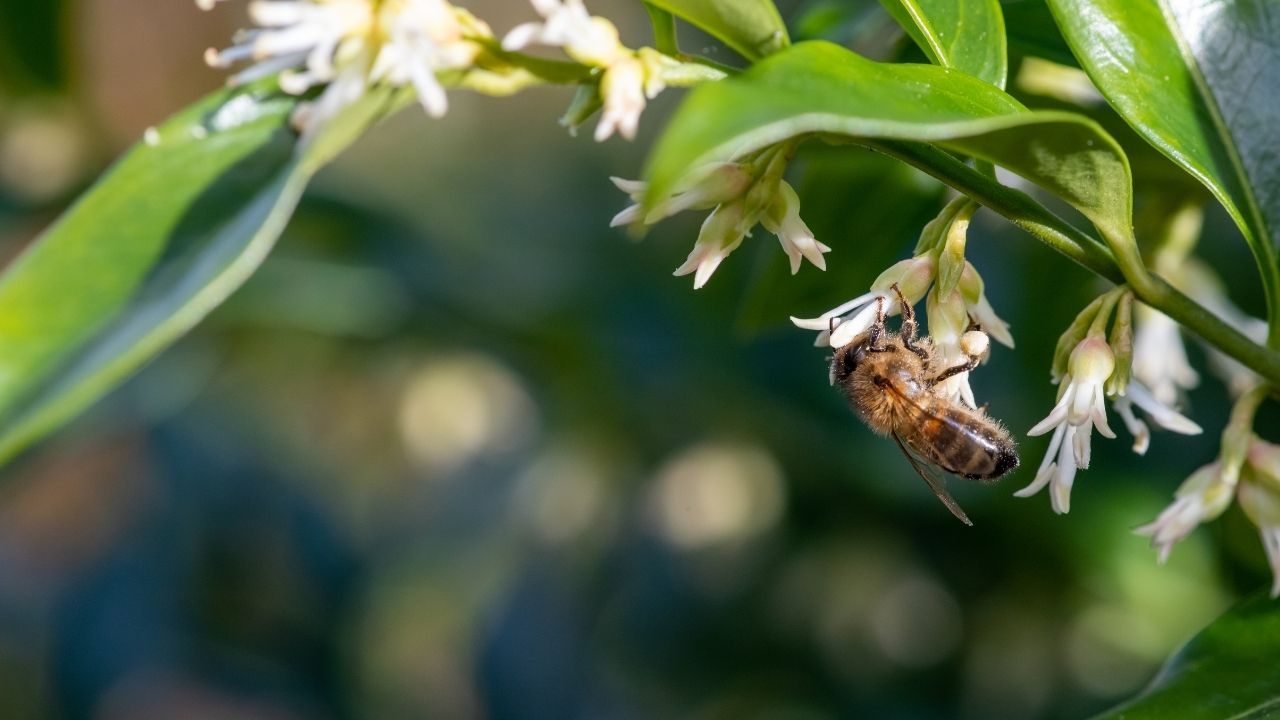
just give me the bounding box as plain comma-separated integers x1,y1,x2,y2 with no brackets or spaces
929,355,981,387
891,283,929,361
867,297,891,352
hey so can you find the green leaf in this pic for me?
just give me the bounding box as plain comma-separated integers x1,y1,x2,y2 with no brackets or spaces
879,0,1008,87
1046,0,1280,342
1095,592,1280,719
0,83,394,463
643,0,790,61
643,41,1135,267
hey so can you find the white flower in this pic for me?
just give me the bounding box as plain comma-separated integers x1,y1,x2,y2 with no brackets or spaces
1112,380,1203,455
762,181,831,274
1020,332,1203,513
370,0,486,118
1179,260,1266,397
791,254,936,348
1239,476,1280,597
610,163,752,228
1015,335,1116,513
1135,461,1233,563
596,54,648,142
1237,439,1280,596
203,0,487,134
504,0,668,141
957,262,1014,348
612,162,827,288
926,287,977,407
502,0,621,65
673,200,750,289
1132,303,1198,407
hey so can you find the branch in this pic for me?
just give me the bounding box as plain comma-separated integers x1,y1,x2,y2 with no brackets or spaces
870,139,1280,388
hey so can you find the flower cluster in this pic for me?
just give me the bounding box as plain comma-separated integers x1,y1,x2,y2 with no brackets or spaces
1136,388,1280,595
789,250,1013,408
203,0,689,142
202,0,492,134
1016,289,1202,514
502,0,678,142
612,146,831,288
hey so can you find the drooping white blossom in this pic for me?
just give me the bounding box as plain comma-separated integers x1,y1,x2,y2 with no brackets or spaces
790,254,937,348
1016,335,1116,513
926,287,978,408
1112,380,1203,455
612,160,827,288
1132,303,1198,407
673,200,750,289
610,163,753,228
761,181,831,274
1135,461,1233,563
957,261,1014,348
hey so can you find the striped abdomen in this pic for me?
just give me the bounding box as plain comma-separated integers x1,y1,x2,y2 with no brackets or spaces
895,394,1019,481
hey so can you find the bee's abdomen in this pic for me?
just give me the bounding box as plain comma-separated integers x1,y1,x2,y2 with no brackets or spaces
909,407,1017,481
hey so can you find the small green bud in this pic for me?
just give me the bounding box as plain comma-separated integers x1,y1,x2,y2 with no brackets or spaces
912,196,973,255
1106,292,1134,397
1052,295,1107,382
936,203,976,297
871,253,936,304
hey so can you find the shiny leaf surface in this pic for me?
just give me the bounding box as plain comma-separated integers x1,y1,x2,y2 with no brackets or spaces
1047,0,1280,333
642,0,790,60
643,41,1134,260
1096,593,1280,719
879,0,1008,87
0,84,392,462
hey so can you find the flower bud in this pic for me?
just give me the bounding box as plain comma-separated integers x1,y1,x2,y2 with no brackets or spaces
926,287,968,346
1068,335,1115,384
957,262,1014,348
936,204,975,296
1065,335,1115,426
1106,292,1134,397
870,254,936,304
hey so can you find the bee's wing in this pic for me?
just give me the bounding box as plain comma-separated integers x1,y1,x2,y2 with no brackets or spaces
891,431,974,526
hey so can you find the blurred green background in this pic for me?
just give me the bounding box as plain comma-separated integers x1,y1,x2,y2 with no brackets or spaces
0,1,1275,718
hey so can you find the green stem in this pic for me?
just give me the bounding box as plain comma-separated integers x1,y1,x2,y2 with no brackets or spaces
1088,286,1125,337
870,139,1280,388
643,3,680,56
871,140,1119,278
1221,385,1269,483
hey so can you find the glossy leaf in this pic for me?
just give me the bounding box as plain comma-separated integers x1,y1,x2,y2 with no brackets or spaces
643,0,789,61
879,0,1008,87
643,41,1135,261
0,84,394,462
1096,592,1280,719
1047,0,1280,335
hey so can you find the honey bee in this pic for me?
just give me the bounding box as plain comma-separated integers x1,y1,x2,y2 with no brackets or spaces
830,284,1019,525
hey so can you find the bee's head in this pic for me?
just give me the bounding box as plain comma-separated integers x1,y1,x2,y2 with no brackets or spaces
828,340,867,385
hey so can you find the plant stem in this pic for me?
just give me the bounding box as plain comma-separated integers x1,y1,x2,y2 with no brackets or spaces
642,3,680,56
871,139,1280,388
